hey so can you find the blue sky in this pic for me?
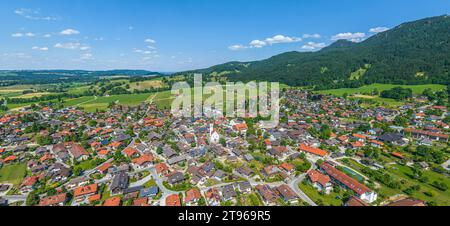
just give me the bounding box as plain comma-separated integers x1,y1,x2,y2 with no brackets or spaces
0,0,449,72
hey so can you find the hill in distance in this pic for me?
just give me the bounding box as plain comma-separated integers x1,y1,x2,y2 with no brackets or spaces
0,70,163,86
181,15,450,90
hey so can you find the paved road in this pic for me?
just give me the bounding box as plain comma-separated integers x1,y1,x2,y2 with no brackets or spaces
232,168,317,206
148,167,177,206
0,183,13,196
442,159,450,170
1,195,27,204
288,173,317,206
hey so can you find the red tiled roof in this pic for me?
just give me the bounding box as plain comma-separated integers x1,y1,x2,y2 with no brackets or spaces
166,194,181,206
97,149,110,156
351,141,364,148
299,143,328,157
346,196,369,206
4,155,17,162
133,197,149,206
109,141,122,148
155,163,170,175
391,152,404,159
353,134,368,140
370,140,384,146
320,163,371,196
233,123,248,131
21,176,38,187
307,170,330,187
123,147,139,158
97,162,112,173
89,194,102,203
74,184,98,197
280,162,295,172
68,143,89,159
405,128,448,139
103,197,121,206
385,198,426,206
185,188,202,203
132,154,154,165
39,193,67,206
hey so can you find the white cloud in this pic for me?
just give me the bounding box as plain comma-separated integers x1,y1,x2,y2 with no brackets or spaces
43,34,52,38
228,44,247,51
80,46,91,51
369,27,389,33
303,34,321,39
301,42,326,50
134,48,157,55
331,32,366,42
32,46,49,51
249,40,267,48
80,53,93,60
265,35,302,44
3,52,31,59
54,42,90,50
11,32,36,38
60,29,80,35
11,32,35,38
14,8,58,21
11,33,24,38
229,34,302,51
145,38,156,44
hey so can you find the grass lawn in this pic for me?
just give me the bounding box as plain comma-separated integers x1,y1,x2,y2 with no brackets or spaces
244,192,264,206
75,159,102,171
298,182,344,206
338,158,367,172
0,164,27,186
385,164,450,206
143,179,156,188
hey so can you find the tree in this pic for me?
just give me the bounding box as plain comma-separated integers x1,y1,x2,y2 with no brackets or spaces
380,87,413,100
26,191,40,206
394,116,409,127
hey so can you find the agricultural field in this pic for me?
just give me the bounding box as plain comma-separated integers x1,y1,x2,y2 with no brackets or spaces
16,92,52,99
75,93,154,112
126,79,166,90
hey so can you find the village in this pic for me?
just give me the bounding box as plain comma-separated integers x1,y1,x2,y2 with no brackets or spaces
0,89,448,207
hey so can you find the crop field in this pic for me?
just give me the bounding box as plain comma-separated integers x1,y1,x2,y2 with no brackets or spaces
74,93,154,112
127,79,166,90
17,92,52,99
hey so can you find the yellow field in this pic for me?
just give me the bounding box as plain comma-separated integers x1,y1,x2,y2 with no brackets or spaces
17,92,51,98
127,80,165,90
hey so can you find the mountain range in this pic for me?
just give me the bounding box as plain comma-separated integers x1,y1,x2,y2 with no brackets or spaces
180,15,450,89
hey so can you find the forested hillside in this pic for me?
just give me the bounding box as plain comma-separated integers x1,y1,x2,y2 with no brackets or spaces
181,15,450,90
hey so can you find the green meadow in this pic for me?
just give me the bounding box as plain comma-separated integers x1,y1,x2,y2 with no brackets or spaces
315,83,446,96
